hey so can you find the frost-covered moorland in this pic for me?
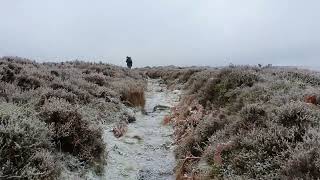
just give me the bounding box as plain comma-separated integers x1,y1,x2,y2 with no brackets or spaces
2,57,320,179
145,65,320,179
0,57,146,179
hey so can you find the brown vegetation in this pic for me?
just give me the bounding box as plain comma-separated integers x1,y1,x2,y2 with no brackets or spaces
112,121,128,138
305,95,317,105
120,86,145,108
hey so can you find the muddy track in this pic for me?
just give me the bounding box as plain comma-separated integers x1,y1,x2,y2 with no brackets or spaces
89,79,180,180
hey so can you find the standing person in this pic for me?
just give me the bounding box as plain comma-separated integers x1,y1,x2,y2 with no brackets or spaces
126,56,132,69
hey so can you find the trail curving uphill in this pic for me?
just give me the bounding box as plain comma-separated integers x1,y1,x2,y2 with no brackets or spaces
90,79,180,180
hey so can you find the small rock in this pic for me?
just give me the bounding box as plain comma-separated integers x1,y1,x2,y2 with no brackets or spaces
141,109,148,115
112,145,119,150
127,116,136,123
156,88,164,92
173,90,180,94
132,135,143,141
123,139,136,145
153,105,171,112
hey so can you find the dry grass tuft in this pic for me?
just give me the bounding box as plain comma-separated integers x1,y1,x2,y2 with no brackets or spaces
122,87,145,108
112,79,146,109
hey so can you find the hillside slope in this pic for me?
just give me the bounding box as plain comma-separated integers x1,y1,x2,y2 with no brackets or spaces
144,65,320,179
0,57,146,179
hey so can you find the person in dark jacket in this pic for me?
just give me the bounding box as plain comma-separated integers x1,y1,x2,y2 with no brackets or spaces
126,56,132,69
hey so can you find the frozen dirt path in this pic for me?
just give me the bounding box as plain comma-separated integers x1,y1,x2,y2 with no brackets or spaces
91,79,180,180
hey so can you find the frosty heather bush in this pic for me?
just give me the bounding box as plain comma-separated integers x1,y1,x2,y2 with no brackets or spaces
0,82,19,103
84,72,107,86
205,68,258,106
277,70,320,86
39,98,105,163
240,103,266,124
38,88,78,105
0,66,16,83
0,103,59,179
276,102,319,128
283,142,320,179
17,75,41,90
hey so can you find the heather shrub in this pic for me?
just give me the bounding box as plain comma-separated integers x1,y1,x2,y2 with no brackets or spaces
276,102,319,128
30,69,55,82
240,103,266,125
194,115,227,144
39,98,105,164
0,82,20,102
200,103,320,179
0,65,16,83
84,73,107,86
79,99,121,124
235,84,271,105
2,56,35,65
143,66,204,89
50,81,70,90
25,150,60,180
94,86,117,100
17,75,41,90
70,78,110,101
38,88,78,106
282,128,320,179
175,115,228,159
176,69,200,84
185,70,217,94
174,134,197,159
12,90,38,104
0,103,60,179
199,68,259,107
50,81,92,104
277,70,320,86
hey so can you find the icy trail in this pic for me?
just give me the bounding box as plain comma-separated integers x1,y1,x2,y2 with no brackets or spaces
90,79,180,180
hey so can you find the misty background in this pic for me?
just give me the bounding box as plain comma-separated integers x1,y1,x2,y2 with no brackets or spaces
0,0,319,68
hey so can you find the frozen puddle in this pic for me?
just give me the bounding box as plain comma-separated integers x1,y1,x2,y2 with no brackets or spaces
89,79,180,180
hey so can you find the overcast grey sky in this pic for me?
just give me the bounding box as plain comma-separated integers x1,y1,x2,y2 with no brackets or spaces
0,0,319,67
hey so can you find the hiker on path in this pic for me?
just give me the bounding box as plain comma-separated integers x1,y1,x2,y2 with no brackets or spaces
126,56,132,69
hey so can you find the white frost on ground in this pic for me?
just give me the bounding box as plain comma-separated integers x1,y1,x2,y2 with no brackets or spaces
88,79,180,180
